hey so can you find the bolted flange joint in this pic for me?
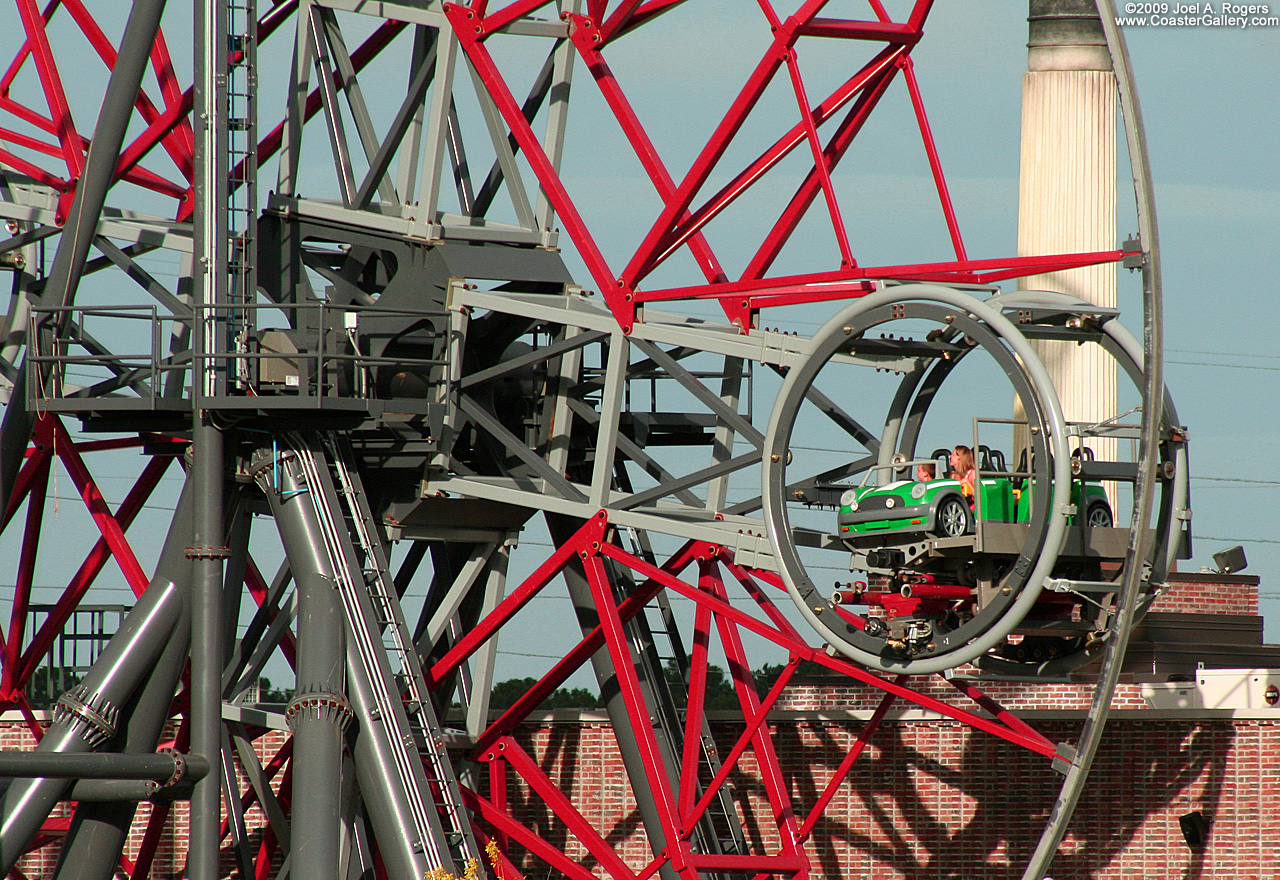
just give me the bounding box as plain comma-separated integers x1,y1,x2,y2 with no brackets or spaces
185,546,231,559
285,689,354,732
54,684,120,748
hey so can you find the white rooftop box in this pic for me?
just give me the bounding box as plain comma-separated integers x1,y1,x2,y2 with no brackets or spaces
1141,669,1280,710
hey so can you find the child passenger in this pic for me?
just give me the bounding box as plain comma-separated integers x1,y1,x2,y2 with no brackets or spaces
949,445,976,497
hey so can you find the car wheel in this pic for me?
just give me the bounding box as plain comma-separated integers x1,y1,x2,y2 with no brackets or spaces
1086,501,1114,528
934,495,971,538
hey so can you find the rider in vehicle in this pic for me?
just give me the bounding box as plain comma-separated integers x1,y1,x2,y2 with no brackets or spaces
949,445,976,499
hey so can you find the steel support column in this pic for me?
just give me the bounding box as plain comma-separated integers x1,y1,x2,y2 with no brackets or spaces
255,445,349,880
0,480,195,874
190,0,229,876
50,597,194,880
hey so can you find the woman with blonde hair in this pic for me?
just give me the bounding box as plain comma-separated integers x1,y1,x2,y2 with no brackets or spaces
949,445,976,498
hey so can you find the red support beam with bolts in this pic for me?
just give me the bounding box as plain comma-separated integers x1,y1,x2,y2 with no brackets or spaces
428,0,1125,334
677,598,713,818
785,682,901,859
0,454,48,697
12,452,170,689
705,568,805,862
581,549,697,880
492,736,640,880
48,417,150,596
598,541,1061,759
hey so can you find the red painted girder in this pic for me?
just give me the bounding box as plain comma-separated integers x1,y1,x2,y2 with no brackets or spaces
789,681,899,847
462,788,604,880
13,454,169,688
55,0,194,179
14,0,84,178
486,758,510,852
782,47,856,268
948,676,1057,753
686,852,807,872
639,250,1127,306
744,66,899,281
901,56,966,261
705,570,805,860
471,822,526,880
597,542,1060,759
1,419,54,528
567,14,740,326
618,3,808,289
677,598,713,819
469,537,703,756
795,18,923,43
493,736,640,880
447,4,632,328
608,0,689,40
0,0,58,95
0,146,65,189
679,654,800,838
598,0,646,42
724,560,804,640
426,511,608,689
50,418,150,595
474,0,552,37
581,551,698,879
0,455,49,696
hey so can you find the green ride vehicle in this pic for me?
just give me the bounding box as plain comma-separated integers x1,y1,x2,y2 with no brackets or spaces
837,447,1113,540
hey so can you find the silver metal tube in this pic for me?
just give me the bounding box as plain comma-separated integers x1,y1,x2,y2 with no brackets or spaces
256,445,349,880
0,752,208,782
191,0,230,875
0,481,195,873
53,595,194,880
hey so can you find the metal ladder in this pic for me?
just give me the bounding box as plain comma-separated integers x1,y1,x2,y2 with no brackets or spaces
290,433,483,876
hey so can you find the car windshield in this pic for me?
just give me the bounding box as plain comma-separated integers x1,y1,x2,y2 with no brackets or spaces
857,459,945,489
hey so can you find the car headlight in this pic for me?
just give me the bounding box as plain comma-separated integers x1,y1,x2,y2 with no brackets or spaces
840,489,859,508
885,497,896,508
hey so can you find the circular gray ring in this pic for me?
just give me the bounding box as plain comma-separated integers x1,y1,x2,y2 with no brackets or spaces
762,284,1073,674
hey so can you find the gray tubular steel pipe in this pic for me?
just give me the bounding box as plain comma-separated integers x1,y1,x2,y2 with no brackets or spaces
255,444,351,880
0,479,195,874
52,594,194,880
0,752,208,782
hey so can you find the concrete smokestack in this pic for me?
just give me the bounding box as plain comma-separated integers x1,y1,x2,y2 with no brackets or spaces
1017,0,1118,481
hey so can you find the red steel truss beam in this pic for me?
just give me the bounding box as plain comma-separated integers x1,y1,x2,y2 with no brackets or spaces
0,454,49,697
489,737,640,880
704,567,804,860
469,538,702,756
597,541,1060,759
426,511,609,689
462,788,603,880
13,452,170,688
50,418,149,595
13,0,82,179
581,549,697,878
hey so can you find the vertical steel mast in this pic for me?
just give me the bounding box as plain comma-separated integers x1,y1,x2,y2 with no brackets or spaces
190,0,229,874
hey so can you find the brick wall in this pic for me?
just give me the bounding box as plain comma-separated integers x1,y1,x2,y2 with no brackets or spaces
1151,572,1260,615
500,716,1279,880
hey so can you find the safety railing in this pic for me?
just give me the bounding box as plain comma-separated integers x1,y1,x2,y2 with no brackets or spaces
28,300,448,415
